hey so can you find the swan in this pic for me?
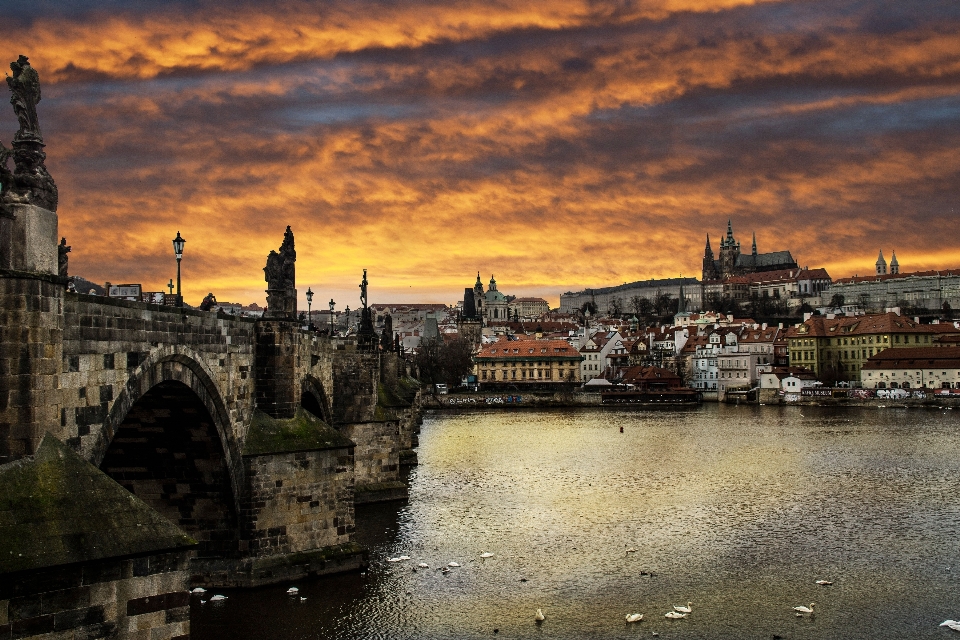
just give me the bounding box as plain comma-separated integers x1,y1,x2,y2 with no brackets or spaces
793,603,815,614
674,602,692,613
448,561,461,567
941,620,960,627
210,595,227,601
191,587,206,594
287,587,299,594
535,609,546,622
664,611,686,619
418,562,429,568
387,557,402,563
815,580,833,585
398,555,411,561
625,613,644,622
480,552,494,558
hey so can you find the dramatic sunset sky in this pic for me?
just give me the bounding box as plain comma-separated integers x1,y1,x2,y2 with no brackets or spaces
1,1,958,307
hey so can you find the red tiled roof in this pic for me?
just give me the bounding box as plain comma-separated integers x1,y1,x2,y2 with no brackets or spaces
475,338,581,359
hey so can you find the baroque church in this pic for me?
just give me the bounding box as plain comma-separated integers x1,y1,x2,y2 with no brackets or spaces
701,220,798,281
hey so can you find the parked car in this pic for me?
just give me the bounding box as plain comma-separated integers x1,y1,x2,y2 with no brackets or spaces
434,384,448,395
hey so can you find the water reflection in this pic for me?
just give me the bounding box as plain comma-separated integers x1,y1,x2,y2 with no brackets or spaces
193,404,960,639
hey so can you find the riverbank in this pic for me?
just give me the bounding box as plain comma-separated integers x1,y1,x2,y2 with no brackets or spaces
421,389,960,411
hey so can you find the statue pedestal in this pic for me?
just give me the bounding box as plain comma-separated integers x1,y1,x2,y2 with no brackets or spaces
0,203,58,274
264,287,297,319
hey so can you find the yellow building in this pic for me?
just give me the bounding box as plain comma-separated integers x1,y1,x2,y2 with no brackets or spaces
473,338,583,385
785,312,951,383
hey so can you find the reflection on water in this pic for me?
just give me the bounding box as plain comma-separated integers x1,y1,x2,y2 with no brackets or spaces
193,404,960,639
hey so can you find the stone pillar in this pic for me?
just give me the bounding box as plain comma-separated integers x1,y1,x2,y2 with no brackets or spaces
0,203,63,464
254,320,300,419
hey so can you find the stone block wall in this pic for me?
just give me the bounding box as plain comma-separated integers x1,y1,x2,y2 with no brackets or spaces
331,351,380,425
240,446,355,558
0,550,192,640
338,420,400,489
254,320,300,419
59,293,256,463
0,272,64,464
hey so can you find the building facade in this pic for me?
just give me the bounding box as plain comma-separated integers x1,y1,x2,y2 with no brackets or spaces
861,347,960,390
474,338,583,385
785,312,949,383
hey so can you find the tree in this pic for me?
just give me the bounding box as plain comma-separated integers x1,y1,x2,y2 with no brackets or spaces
608,296,623,319
829,293,845,309
631,296,653,322
653,289,672,316
414,337,475,390
797,302,815,316
944,301,954,320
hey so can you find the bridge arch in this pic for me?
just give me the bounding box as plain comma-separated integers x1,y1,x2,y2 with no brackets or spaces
93,346,244,556
301,374,332,424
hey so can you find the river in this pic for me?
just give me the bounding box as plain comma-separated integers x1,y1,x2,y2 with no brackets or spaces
193,404,960,639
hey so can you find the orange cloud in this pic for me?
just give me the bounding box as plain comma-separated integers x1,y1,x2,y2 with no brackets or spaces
4,1,959,308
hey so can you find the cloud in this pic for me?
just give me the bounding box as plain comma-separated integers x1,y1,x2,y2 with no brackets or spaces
1,0,958,307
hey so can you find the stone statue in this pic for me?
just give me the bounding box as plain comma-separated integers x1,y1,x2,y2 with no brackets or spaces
199,292,217,312
58,237,70,277
8,56,42,141
359,268,368,309
263,226,296,318
1,56,57,212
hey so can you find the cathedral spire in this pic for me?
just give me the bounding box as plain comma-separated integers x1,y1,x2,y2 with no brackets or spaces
890,250,899,274
751,232,757,256
704,234,713,258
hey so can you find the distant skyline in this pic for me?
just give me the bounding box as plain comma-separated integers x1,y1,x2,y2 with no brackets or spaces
2,1,958,308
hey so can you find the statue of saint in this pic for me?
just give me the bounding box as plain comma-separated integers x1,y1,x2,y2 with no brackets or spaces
7,56,42,142
58,237,70,277
359,269,368,309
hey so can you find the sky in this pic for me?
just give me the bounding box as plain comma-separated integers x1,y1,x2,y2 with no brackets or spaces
1,0,958,309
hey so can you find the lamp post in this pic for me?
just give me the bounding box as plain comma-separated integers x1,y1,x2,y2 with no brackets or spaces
345,305,350,333
306,287,314,330
172,231,185,307
329,298,335,334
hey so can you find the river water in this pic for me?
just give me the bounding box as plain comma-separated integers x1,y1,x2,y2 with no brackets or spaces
193,404,960,639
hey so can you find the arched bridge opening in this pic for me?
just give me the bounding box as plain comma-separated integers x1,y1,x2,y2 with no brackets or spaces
301,376,332,424
99,380,239,558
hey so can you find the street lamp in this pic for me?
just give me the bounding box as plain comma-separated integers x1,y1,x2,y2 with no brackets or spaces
345,305,350,333
172,231,185,307
329,298,335,334
306,287,314,330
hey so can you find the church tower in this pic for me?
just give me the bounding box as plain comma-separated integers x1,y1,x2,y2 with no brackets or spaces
876,250,887,275
890,251,899,274
702,234,719,281
718,219,741,278
751,232,757,257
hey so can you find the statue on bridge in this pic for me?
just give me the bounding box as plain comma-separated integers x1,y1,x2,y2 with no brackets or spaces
357,268,377,349
264,226,297,318
1,55,58,213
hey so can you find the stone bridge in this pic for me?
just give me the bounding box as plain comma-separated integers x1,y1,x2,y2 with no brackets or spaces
0,57,427,639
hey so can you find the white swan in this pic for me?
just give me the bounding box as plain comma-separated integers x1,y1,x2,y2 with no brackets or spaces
941,620,960,627
674,601,692,613
398,555,411,561
815,580,833,585
191,587,206,594
664,611,686,619
625,613,644,623
535,608,546,622
417,562,429,568
287,587,299,594
793,603,815,614
480,552,494,558
448,561,461,567
210,595,227,601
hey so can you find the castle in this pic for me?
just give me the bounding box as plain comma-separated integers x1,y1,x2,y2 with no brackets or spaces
702,220,798,281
